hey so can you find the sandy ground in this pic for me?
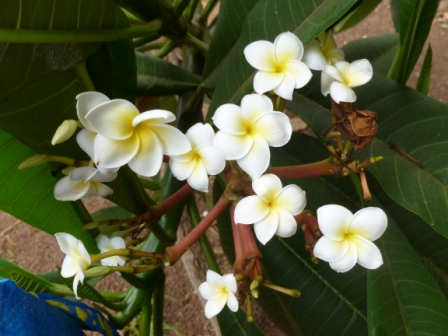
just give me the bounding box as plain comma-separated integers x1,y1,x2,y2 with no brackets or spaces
1,1,447,335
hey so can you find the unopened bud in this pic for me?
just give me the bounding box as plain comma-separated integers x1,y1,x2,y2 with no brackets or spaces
18,155,50,169
81,220,107,230
250,280,259,291
83,266,111,277
251,289,259,298
51,120,79,145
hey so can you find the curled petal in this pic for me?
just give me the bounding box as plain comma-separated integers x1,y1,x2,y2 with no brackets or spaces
237,134,270,179
274,32,304,66
321,71,334,96
169,157,196,181
86,99,139,140
221,274,237,293
252,174,283,203
329,241,358,272
76,92,110,131
151,124,191,156
204,295,227,319
330,82,356,103
187,161,209,192
186,123,215,149
253,71,284,95
76,128,96,159
93,134,139,169
77,241,91,265
69,166,97,181
85,169,117,183
213,132,253,160
244,40,276,72
96,234,111,251
212,104,246,135
132,109,176,126
334,61,351,77
72,273,81,300
347,59,373,86
316,204,352,241
128,132,163,177
284,60,312,89
275,184,306,215
351,235,383,269
240,94,273,124
302,40,328,70
275,209,297,238
234,195,270,225
60,256,78,278
313,236,350,262
254,210,278,245
273,71,296,100
196,146,226,175
55,233,80,258
323,64,344,82
347,207,388,241
91,182,113,197
252,112,292,147
110,236,126,249
226,292,239,312
54,176,89,201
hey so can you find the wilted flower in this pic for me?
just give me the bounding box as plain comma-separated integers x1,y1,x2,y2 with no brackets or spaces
213,94,292,179
313,204,387,272
321,59,373,103
55,233,91,299
96,234,126,267
234,174,306,244
302,30,345,70
169,123,226,192
244,32,312,100
198,270,238,319
54,166,116,201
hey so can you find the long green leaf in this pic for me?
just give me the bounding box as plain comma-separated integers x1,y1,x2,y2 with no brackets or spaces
415,44,432,94
217,308,266,336
334,0,382,33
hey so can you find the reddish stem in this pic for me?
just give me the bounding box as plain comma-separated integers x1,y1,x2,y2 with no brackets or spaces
268,158,336,179
230,204,246,271
152,183,193,218
165,196,230,264
237,224,262,260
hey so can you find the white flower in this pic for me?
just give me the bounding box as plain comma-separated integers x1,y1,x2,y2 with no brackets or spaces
198,270,238,319
96,234,126,267
169,123,226,192
84,98,191,177
313,205,387,273
54,166,116,201
234,174,306,245
302,30,345,70
213,94,292,179
244,32,312,100
321,59,373,103
55,233,91,299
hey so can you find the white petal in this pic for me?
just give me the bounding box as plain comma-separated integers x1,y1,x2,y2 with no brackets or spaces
284,60,312,89
240,94,273,125
212,104,246,135
273,71,296,100
198,283,220,301
55,233,79,257
302,40,327,70
253,71,284,95
76,92,110,131
226,292,239,312
330,82,356,103
316,204,352,241
254,210,278,245
77,241,91,264
110,236,126,249
321,71,335,96
237,134,270,179
96,234,111,252
326,48,345,64
252,174,282,203
186,123,215,149
187,161,209,192
275,184,306,215
85,168,117,183
69,166,97,181
275,209,297,237
323,64,344,82
274,32,303,66
347,59,373,86
76,128,96,159
329,241,358,272
196,146,226,176
206,269,224,289
313,236,350,262
169,157,196,181
351,235,383,269
54,176,89,201
72,273,81,300
60,256,78,278
128,131,163,177
334,61,351,77
204,295,227,319
132,109,176,126
151,124,191,156
244,40,276,72
221,274,237,293
213,132,253,160
86,99,139,140
94,134,139,169
347,207,387,241
92,182,114,197
252,112,292,147
234,195,270,225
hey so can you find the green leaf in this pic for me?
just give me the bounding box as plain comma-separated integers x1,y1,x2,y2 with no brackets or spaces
217,307,266,336
206,0,357,116
86,39,137,102
342,34,399,76
334,0,382,33
0,130,96,249
415,44,432,94
388,0,439,83
368,220,448,335
135,52,201,96
390,0,400,31
291,72,448,237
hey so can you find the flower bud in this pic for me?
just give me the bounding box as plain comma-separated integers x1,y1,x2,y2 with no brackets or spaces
51,120,79,145
18,154,50,169
83,266,111,278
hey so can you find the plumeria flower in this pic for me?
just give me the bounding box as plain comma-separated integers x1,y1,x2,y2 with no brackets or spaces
198,270,238,319
313,205,387,273
302,30,345,70
54,166,116,201
84,97,191,177
213,94,292,179
321,59,373,103
244,32,312,100
96,234,126,267
234,174,306,245
55,233,91,299
169,123,226,192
